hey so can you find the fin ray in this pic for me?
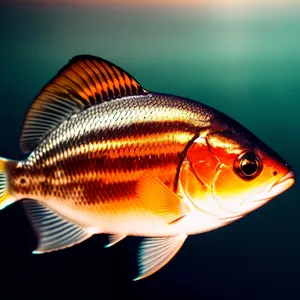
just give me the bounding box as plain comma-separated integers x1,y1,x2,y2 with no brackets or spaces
0,158,16,210
105,234,127,248
23,199,93,253
0,172,6,199
136,173,189,224
134,235,187,281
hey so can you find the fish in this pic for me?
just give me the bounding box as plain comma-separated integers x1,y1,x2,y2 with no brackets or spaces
0,55,296,280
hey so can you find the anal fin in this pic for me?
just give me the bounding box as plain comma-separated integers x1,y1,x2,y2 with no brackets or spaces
22,199,93,253
134,234,187,281
105,234,126,248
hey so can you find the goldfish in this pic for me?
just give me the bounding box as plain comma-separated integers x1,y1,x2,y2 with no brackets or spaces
0,55,296,280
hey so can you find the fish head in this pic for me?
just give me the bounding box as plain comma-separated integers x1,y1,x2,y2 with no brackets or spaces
179,118,296,217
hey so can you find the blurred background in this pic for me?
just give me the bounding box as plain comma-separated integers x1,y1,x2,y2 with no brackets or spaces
0,1,299,299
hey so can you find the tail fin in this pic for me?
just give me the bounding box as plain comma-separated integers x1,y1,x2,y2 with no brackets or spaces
0,157,15,210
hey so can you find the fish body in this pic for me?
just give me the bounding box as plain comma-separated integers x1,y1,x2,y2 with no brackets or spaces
0,55,296,280
10,94,215,237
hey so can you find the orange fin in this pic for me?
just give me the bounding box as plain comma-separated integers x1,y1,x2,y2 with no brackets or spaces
20,55,149,154
136,173,189,224
0,157,16,210
133,234,188,281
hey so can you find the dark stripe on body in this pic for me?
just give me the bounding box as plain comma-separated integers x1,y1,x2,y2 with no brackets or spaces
42,120,201,161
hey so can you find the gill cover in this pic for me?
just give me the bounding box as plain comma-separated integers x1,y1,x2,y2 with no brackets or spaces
178,135,219,201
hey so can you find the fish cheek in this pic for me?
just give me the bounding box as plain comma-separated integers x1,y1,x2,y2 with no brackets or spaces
213,166,255,203
186,141,220,190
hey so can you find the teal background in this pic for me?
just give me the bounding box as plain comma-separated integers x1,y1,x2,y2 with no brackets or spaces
0,3,299,299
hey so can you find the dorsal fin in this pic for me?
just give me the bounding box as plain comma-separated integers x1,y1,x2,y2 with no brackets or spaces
20,55,148,154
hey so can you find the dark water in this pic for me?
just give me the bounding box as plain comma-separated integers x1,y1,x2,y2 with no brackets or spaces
0,3,300,299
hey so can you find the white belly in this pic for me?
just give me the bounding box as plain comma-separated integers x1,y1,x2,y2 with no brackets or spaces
42,198,242,238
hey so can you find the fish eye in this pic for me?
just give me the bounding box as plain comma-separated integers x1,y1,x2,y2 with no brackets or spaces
234,151,262,180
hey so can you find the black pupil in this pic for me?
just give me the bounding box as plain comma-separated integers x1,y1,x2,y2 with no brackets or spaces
20,178,26,184
241,158,258,176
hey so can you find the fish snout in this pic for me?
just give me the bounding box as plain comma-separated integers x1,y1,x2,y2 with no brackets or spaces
270,170,296,196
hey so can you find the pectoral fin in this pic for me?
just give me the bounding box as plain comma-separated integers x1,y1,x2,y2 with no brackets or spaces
133,234,188,281
136,173,189,224
23,200,94,253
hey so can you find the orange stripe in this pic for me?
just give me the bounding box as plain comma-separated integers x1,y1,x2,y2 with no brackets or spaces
112,66,127,92
99,63,116,97
85,60,105,99
92,61,109,97
123,73,133,93
102,62,121,97
64,69,91,101
44,161,177,186
76,61,99,100
70,64,94,98
130,78,139,91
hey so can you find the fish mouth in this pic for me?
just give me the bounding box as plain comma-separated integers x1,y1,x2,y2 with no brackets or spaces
242,170,296,205
269,170,296,197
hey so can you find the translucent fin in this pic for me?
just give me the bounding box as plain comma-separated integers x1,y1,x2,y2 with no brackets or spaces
20,55,149,154
104,234,126,248
0,157,16,210
0,168,7,201
133,234,188,281
22,199,93,253
136,173,189,224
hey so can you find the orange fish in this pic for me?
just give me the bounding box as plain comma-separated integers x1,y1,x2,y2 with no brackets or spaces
0,55,296,280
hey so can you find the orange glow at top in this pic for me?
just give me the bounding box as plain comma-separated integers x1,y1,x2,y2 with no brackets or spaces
12,0,300,5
